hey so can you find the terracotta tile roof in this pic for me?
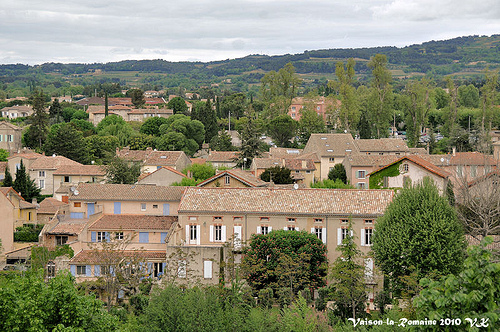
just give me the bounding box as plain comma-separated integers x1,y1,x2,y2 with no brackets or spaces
303,133,359,157
296,152,320,163
449,152,497,166
252,158,316,171
128,108,173,115
38,197,68,215
0,187,23,201
252,158,284,169
138,166,187,182
19,200,36,209
178,187,394,216
71,250,167,264
355,138,409,153
116,147,152,162
1,105,33,112
190,158,206,165
0,121,22,131
408,147,429,155
47,218,88,235
466,170,500,188
418,154,451,166
345,155,401,167
269,147,303,158
205,151,239,162
369,155,450,178
69,183,186,202
29,155,82,170
197,169,268,187
89,214,177,231
53,165,106,176
8,151,43,160
144,151,186,166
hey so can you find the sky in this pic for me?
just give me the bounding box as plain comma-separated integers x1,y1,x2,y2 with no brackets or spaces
1,0,499,65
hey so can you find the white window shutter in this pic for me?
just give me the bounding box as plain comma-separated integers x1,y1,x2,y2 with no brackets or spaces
257,226,261,234
196,225,201,245
350,230,354,237
268,226,272,232
295,227,299,231
311,227,315,234
185,225,189,244
337,228,342,245
204,261,213,279
322,228,327,244
361,228,366,246
209,225,214,242
222,225,227,242
234,226,242,241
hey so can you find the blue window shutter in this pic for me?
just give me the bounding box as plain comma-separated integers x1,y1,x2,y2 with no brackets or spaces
105,232,110,242
157,166,161,170
147,262,153,277
94,265,100,277
163,203,170,216
91,232,96,242
161,232,167,243
110,266,115,276
86,265,91,277
114,202,121,214
162,262,166,274
70,212,84,219
70,265,76,276
87,203,95,216
139,232,149,243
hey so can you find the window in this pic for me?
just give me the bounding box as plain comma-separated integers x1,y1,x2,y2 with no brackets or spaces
56,235,68,246
260,217,269,222
74,202,81,208
153,204,158,209
224,175,230,185
306,170,311,174
357,170,366,179
261,226,269,235
364,228,373,246
76,265,87,276
341,219,348,224
97,232,108,243
115,232,124,240
365,258,374,278
233,217,242,223
153,262,164,278
47,261,55,278
314,218,323,223
365,219,373,224
39,179,45,189
64,176,70,183
141,203,146,211
204,260,213,279
15,163,20,170
190,225,197,242
341,228,349,241
215,225,222,241
314,227,322,240
287,226,297,231
357,182,366,189
403,163,409,172
7,135,13,142
317,106,320,111
287,218,296,223
39,171,45,177
329,157,335,162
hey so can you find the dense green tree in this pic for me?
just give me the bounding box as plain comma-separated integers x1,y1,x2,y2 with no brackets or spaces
96,114,134,146
334,58,359,132
266,114,298,147
329,220,367,320
0,148,8,162
236,115,264,168
182,163,216,181
48,98,62,122
480,69,498,133
3,165,13,187
241,230,327,294
127,88,146,108
86,135,120,164
155,132,199,156
404,78,433,147
105,156,142,184
128,133,156,150
0,270,118,331
140,116,169,136
372,178,467,294
357,110,371,139
260,63,301,117
297,109,326,145
167,96,188,114
159,114,205,148
70,118,95,137
458,84,480,108
191,100,218,144
433,87,450,110
310,179,355,189
44,123,90,164
327,163,347,184
26,89,49,150
220,93,246,119
414,237,500,330
259,166,294,184
210,130,234,151
367,54,393,138
13,160,40,201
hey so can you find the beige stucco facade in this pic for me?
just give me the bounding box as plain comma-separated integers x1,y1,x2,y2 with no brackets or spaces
0,122,22,154
0,193,15,255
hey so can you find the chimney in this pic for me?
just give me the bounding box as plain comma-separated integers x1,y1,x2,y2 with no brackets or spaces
32,198,37,205
452,147,456,156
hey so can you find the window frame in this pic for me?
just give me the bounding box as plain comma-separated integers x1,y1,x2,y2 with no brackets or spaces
76,265,87,276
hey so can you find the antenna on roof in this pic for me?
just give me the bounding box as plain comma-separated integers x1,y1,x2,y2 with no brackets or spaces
73,190,79,196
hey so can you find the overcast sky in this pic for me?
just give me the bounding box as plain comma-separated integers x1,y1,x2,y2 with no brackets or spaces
1,0,499,65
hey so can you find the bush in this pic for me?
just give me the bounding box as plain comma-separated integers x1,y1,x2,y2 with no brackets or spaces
258,288,274,309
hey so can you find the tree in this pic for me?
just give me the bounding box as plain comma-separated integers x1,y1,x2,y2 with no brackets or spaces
26,89,49,150
155,132,199,156
259,166,294,184
96,114,134,146
310,179,355,189
334,58,360,132
104,92,109,117
210,130,234,151
0,148,8,162
0,270,118,331
105,156,142,184
414,237,500,330
236,114,264,167
167,96,188,114
329,220,367,320
372,178,467,294
48,98,62,123
43,123,90,164
13,160,40,202
140,116,169,136
241,230,328,294
458,84,480,108
297,109,326,145
404,78,433,147
367,54,393,138
480,69,498,134
192,100,218,144
182,163,216,181
3,165,13,187
260,63,301,117
220,93,246,119
328,163,347,184
266,114,298,147
159,114,205,148
86,135,120,164
127,88,146,108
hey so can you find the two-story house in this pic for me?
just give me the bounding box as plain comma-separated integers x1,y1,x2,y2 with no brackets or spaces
29,155,82,195
0,121,22,154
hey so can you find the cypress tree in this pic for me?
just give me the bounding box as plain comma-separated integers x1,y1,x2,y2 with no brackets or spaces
13,160,40,201
3,166,13,187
